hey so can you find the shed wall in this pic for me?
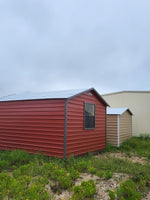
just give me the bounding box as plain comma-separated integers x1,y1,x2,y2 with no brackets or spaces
66,91,106,157
106,115,118,146
119,111,132,144
0,99,65,158
103,92,150,136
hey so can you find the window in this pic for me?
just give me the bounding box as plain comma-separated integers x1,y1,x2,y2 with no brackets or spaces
84,102,95,129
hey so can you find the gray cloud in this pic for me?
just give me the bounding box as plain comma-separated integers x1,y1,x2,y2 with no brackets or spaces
0,0,150,96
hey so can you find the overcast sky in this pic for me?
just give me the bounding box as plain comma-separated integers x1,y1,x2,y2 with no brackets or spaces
0,0,150,96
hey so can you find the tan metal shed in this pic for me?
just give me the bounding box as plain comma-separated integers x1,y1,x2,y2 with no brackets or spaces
102,91,150,136
106,108,133,147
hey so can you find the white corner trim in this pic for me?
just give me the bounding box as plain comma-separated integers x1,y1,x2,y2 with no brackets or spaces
117,115,120,148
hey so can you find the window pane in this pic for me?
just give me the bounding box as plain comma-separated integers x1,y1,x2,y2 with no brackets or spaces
85,103,95,116
84,103,95,129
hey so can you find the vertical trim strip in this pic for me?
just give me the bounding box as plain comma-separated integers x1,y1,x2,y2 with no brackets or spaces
117,115,120,148
63,99,68,159
131,116,133,136
105,107,107,149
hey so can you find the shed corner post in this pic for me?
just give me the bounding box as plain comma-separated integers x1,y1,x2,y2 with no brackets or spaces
63,99,68,160
105,107,107,149
117,115,120,148
131,115,133,137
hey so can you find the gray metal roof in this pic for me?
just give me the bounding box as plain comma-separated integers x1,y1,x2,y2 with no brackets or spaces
0,89,85,101
107,107,133,115
0,88,109,106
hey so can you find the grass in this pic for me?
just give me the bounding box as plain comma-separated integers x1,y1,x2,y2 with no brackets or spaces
0,136,149,199
119,135,150,157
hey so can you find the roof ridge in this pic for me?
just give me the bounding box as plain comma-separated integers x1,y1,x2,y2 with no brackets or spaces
103,90,150,96
0,88,109,106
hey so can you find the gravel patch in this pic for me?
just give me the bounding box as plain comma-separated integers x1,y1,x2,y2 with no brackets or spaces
54,172,129,200
142,190,150,200
108,152,148,165
54,190,71,200
54,152,150,200
94,173,129,200
96,152,149,165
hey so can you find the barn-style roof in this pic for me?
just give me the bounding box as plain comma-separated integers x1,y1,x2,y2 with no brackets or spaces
0,88,109,106
107,107,133,115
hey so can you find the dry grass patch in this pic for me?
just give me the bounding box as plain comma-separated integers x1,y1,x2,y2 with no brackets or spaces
96,152,149,165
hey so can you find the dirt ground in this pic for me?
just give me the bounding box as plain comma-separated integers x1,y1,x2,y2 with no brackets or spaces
101,152,149,165
55,172,129,200
55,152,150,200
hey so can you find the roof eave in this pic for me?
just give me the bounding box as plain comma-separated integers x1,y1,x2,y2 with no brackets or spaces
103,90,150,96
68,88,109,107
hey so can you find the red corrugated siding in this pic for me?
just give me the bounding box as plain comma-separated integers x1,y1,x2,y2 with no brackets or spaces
0,99,65,158
66,91,106,157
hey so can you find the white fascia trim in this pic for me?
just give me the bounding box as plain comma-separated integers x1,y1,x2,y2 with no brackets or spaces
117,115,120,148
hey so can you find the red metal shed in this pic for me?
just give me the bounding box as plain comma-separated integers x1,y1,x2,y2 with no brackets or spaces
0,88,108,158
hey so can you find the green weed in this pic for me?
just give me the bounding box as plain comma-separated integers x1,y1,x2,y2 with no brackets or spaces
9,150,31,166
88,166,97,175
108,190,115,200
51,168,67,180
105,143,118,152
24,183,50,200
116,179,141,200
96,170,104,178
76,160,89,172
104,170,113,180
57,176,72,189
0,137,150,199
72,180,96,200
68,167,80,180
0,160,10,171
120,137,150,158
139,133,150,141
0,172,12,199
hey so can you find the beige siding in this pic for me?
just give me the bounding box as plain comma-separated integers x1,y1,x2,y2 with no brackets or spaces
107,111,132,147
119,111,132,144
107,115,118,146
103,92,150,136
